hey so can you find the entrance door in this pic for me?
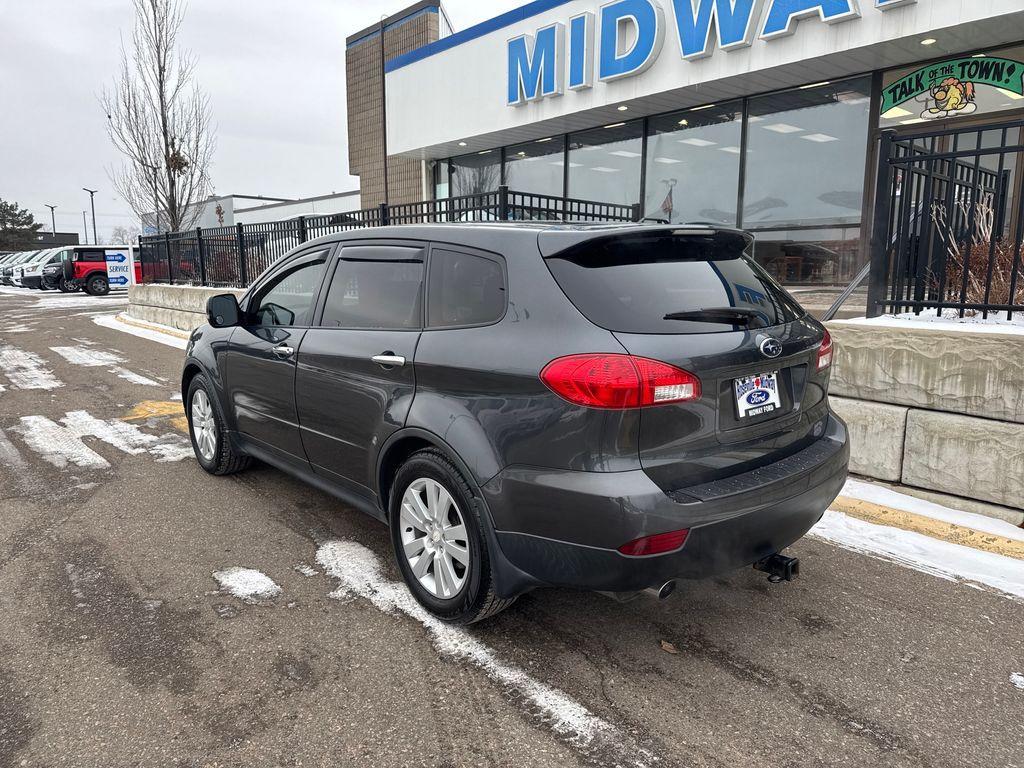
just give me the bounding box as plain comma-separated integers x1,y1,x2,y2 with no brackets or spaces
224,248,330,461
296,243,426,500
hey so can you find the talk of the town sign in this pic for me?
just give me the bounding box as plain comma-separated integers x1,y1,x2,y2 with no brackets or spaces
508,0,918,106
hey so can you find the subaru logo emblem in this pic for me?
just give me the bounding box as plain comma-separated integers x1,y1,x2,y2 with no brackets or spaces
759,338,783,359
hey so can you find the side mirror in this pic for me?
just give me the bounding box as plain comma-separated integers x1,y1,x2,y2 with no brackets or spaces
207,294,241,328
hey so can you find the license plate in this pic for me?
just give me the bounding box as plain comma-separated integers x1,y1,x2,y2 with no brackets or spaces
734,372,781,419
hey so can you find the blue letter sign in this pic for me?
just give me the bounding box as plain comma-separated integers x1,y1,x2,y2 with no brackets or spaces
598,0,666,82
760,0,860,40
568,12,596,90
672,0,765,60
508,23,565,106
876,0,916,8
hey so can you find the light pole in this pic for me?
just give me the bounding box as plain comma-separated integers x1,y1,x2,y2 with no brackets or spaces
83,188,98,244
82,212,88,242
45,204,57,241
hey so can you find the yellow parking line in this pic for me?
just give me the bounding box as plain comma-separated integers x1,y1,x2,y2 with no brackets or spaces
832,497,1024,561
124,400,190,435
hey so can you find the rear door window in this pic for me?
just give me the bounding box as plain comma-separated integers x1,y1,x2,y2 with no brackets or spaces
320,245,425,330
427,248,506,328
544,231,804,334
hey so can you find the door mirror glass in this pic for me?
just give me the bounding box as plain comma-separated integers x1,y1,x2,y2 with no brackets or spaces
207,294,241,328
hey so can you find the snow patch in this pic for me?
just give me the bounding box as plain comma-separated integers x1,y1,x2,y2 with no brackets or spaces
0,428,26,469
92,314,188,350
213,568,282,602
50,346,124,367
12,410,191,469
49,346,161,387
812,511,1024,601
0,346,62,390
316,540,652,766
110,367,161,386
840,312,1024,335
842,479,1024,543
293,564,318,577
1011,673,1024,691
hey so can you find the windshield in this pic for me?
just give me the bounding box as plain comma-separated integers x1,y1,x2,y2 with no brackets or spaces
545,232,805,335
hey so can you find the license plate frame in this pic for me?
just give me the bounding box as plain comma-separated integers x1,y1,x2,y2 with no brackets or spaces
734,372,782,419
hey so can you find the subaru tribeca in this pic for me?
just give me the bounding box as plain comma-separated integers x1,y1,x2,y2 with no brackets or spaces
183,224,849,623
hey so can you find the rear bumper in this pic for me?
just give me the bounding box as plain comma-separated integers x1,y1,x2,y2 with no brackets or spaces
483,414,849,594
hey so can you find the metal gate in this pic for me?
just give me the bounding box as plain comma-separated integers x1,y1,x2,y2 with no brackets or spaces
866,120,1024,319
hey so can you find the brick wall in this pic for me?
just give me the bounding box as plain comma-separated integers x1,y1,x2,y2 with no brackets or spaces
346,9,440,208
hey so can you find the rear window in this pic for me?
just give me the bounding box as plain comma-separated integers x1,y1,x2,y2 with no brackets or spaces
544,232,804,334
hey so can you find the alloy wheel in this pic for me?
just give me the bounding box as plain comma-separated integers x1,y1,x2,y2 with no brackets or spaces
399,478,471,599
191,389,217,462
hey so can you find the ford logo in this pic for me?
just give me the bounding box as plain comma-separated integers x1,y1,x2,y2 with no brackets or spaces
748,391,770,405
759,338,783,359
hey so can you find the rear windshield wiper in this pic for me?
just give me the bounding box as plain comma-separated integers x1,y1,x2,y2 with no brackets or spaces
663,308,767,327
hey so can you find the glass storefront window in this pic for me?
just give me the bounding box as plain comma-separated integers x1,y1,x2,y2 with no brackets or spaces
451,151,501,197
504,136,566,197
567,121,643,205
751,226,864,285
744,78,872,229
644,101,743,225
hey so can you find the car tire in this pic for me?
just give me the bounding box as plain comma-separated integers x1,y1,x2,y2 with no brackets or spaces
186,374,251,476
85,274,109,296
390,449,515,624
57,280,72,293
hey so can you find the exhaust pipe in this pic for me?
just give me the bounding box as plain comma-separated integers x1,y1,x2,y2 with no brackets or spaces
645,580,678,600
754,554,800,583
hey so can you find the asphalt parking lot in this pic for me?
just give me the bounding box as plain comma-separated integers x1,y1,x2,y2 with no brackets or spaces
0,287,1022,768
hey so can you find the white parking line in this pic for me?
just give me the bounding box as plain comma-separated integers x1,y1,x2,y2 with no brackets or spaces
12,410,192,470
0,428,26,469
0,345,62,390
50,346,161,387
317,540,654,767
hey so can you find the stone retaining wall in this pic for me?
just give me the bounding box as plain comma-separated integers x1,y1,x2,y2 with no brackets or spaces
127,284,245,332
828,322,1024,526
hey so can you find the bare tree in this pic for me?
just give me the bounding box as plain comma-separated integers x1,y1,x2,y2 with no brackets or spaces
102,0,214,233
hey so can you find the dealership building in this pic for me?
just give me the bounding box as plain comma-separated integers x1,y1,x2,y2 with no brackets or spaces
345,0,1024,286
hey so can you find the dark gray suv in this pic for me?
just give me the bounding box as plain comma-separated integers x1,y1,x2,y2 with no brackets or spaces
183,224,849,623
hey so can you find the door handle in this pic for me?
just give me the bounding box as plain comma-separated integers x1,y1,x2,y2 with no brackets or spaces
372,354,406,367
272,345,295,358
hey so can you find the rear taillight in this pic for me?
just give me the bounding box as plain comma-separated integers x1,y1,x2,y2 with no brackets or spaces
817,330,833,371
618,529,690,557
540,354,701,409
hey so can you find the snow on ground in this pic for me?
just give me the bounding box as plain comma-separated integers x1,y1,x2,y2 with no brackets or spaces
316,539,653,767
842,479,1024,543
11,410,192,469
213,568,282,602
1011,673,1024,691
49,346,162,387
92,314,188,350
840,311,1024,335
0,345,63,390
812,511,1024,601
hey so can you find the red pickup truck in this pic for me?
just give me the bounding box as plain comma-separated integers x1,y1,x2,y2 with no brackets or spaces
41,246,141,295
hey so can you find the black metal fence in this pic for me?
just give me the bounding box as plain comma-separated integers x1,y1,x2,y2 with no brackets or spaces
138,187,640,288
867,123,1024,320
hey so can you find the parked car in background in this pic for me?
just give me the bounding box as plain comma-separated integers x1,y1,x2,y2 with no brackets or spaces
182,223,849,624
17,248,64,289
39,245,139,295
1,251,41,286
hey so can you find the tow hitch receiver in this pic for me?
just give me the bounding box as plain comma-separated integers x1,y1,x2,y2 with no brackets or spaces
754,554,800,584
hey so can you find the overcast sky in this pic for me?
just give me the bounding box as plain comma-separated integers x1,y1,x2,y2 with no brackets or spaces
0,0,522,241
